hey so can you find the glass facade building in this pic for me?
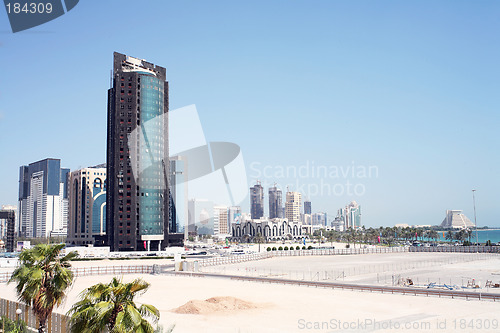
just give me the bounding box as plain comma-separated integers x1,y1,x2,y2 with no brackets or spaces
169,156,187,235
106,52,169,251
250,182,264,220
268,186,282,219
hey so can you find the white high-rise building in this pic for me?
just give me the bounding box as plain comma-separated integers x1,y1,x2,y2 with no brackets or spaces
214,205,229,236
285,191,301,223
18,158,69,238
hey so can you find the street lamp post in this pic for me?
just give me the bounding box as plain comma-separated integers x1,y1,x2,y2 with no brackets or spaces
472,189,478,245
15,308,22,331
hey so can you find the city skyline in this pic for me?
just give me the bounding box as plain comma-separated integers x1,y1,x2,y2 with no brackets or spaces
0,1,499,227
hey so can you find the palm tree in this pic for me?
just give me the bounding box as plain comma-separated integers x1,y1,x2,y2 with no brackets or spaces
67,277,160,333
366,228,378,244
9,243,78,333
254,232,265,252
427,230,439,243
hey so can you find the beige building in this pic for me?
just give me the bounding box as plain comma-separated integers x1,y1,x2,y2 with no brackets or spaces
67,166,107,246
214,205,229,236
285,191,302,223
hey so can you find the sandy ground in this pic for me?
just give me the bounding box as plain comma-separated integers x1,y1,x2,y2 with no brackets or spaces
1,273,500,333
1,250,500,332
0,268,499,331
201,252,500,292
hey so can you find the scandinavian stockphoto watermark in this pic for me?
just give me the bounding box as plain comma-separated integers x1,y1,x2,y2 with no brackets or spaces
297,318,499,331
250,161,378,197
3,0,79,33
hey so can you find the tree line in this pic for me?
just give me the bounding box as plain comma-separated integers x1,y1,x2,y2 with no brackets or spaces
312,226,477,247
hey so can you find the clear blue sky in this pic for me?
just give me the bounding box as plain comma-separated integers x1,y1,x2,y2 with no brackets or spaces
0,0,498,227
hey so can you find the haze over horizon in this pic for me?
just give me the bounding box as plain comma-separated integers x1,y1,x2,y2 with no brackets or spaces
0,1,498,227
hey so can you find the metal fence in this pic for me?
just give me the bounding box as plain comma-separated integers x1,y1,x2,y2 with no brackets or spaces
169,271,500,302
71,265,153,277
271,246,408,257
0,265,155,283
201,252,495,281
0,272,11,283
0,298,68,333
198,252,273,267
197,246,500,268
198,247,410,268
409,245,500,253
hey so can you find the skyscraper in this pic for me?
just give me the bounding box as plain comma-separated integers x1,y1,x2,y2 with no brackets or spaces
1,205,17,237
0,210,15,252
268,185,282,219
285,191,302,223
250,181,264,219
18,158,69,238
106,52,169,251
304,201,311,215
213,205,229,236
169,156,188,236
67,166,107,246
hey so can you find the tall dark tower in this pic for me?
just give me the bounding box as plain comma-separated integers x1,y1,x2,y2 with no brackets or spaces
250,181,264,220
106,52,169,251
268,185,282,219
304,201,311,215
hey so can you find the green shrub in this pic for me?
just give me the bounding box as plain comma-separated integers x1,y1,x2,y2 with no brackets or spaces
295,246,300,250
266,247,272,251
278,246,283,251
307,245,313,250
284,246,289,250
302,246,306,250
272,247,277,251
0,316,28,333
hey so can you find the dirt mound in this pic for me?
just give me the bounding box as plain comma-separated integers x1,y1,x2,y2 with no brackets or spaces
172,296,258,314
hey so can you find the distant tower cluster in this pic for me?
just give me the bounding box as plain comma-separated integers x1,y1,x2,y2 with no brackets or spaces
250,181,264,219
312,212,327,226
336,201,361,230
